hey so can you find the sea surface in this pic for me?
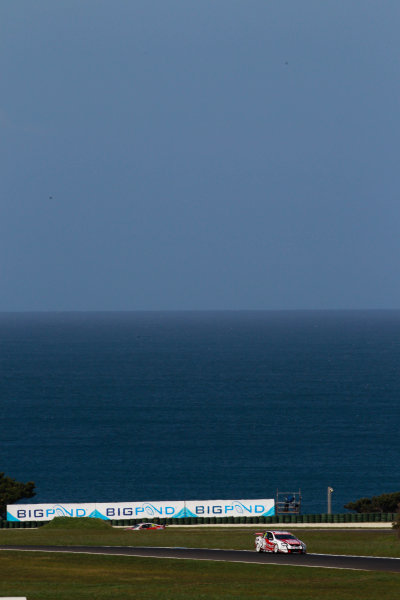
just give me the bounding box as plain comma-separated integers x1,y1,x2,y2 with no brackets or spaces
1,310,400,514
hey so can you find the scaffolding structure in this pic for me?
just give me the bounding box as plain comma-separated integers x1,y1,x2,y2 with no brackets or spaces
276,489,302,515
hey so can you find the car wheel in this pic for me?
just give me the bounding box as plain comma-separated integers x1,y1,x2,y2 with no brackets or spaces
273,544,279,553
256,543,263,553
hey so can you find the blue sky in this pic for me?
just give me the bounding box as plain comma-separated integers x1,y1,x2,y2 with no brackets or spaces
1,0,399,310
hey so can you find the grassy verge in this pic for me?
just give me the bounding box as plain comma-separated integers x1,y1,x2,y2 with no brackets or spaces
1,522,400,557
300,529,400,557
0,551,400,600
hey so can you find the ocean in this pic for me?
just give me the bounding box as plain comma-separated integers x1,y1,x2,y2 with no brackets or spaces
1,310,399,514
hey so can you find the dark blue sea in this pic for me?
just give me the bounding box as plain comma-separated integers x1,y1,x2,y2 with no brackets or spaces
1,310,400,514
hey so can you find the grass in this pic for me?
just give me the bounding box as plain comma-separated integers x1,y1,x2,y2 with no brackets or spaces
0,551,400,600
43,516,113,530
300,529,400,557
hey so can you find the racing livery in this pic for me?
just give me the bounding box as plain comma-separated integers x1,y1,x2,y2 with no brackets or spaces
125,522,166,530
254,530,306,554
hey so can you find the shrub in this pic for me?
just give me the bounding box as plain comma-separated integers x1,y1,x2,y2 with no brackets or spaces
345,492,400,513
0,472,36,518
43,517,112,530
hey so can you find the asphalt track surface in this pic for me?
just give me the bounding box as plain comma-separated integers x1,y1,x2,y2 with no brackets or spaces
1,545,400,573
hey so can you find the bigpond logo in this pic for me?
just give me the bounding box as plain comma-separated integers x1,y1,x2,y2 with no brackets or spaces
104,503,178,517
193,502,270,515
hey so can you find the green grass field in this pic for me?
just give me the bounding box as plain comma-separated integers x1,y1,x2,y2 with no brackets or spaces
1,521,400,599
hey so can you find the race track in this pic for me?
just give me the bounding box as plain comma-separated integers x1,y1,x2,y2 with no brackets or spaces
1,545,400,573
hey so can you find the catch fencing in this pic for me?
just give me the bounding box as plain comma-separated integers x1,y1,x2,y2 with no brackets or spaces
0,512,395,528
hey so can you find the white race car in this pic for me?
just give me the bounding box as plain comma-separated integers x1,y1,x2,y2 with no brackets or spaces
125,522,166,530
254,530,306,554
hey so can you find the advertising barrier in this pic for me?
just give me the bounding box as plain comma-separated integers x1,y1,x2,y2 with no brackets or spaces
7,498,275,522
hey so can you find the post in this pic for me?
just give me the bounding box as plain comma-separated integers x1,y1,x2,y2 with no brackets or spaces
327,487,334,515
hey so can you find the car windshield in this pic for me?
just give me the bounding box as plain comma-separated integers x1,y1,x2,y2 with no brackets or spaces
275,534,296,540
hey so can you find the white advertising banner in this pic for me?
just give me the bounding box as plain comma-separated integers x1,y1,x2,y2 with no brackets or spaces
7,498,275,522
95,501,186,520
184,499,275,518
7,503,97,522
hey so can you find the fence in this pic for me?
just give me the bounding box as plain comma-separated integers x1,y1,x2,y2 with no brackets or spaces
0,512,396,528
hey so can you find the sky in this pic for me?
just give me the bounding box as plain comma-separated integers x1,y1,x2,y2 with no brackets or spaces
1,0,399,311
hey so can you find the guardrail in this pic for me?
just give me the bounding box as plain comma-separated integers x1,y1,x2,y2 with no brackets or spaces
0,513,396,528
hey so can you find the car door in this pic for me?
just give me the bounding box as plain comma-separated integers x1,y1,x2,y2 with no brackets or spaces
264,532,274,551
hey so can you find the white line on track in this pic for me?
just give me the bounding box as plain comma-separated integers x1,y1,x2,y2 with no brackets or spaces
312,553,400,561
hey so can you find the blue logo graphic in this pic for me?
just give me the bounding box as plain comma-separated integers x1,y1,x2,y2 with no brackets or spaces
88,509,108,520
173,507,197,518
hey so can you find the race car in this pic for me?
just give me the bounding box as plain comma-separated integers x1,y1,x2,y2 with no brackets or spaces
125,522,166,530
254,530,306,554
